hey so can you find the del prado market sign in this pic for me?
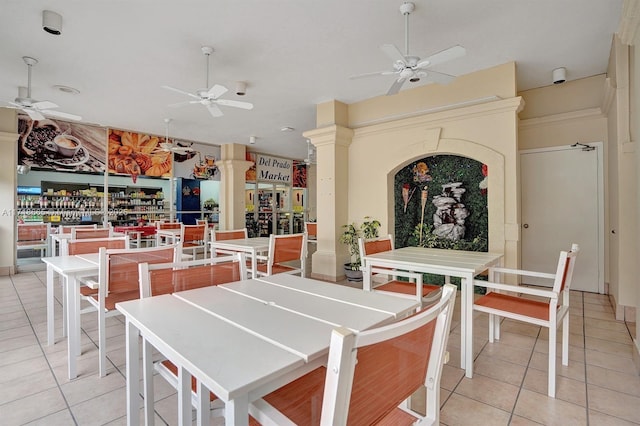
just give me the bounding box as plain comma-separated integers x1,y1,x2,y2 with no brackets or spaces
256,154,292,184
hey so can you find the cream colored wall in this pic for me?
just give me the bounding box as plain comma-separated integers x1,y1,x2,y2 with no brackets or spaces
0,108,18,275
310,62,523,280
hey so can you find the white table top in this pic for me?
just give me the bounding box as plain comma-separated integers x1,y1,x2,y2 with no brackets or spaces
41,254,99,273
363,246,504,275
117,276,418,402
209,237,270,251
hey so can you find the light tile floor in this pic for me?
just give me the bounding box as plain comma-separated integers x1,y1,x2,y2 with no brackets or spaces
1,270,639,425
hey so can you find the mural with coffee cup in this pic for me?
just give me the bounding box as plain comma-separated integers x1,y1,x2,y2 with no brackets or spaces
172,141,221,181
17,115,106,173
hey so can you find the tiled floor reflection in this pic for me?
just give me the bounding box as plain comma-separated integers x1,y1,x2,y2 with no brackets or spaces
1,270,638,425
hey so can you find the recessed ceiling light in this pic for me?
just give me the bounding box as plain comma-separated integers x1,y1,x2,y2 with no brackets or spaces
52,85,80,95
280,126,294,132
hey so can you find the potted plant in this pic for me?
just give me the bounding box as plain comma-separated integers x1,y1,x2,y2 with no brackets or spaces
339,216,381,281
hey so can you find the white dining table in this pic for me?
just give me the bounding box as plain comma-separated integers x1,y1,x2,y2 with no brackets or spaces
362,246,503,378
208,236,270,277
41,253,100,379
116,273,419,426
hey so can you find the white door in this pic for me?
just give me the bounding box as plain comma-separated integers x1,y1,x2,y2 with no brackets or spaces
520,144,603,293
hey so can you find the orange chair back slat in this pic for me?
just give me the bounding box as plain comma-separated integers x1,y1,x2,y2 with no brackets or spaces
345,319,437,425
273,235,304,264
363,238,392,256
148,262,243,296
183,225,206,244
17,224,48,242
158,222,182,230
108,247,175,294
306,223,317,238
74,229,111,239
60,224,96,234
215,230,246,241
68,239,127,255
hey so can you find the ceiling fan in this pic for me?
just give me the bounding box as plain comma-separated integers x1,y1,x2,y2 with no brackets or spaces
4,56,82,121
158,118,194,153
162,46,254,118
351,2,466,96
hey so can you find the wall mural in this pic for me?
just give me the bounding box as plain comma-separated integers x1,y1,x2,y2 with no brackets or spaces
17,115,106,173
108,129,172,181
394,155,488,252
172,141,221,181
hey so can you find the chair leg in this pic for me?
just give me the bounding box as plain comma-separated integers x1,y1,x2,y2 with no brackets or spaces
562,315,569,366
488,314,495,342
548,326,557,398
98,305,107,377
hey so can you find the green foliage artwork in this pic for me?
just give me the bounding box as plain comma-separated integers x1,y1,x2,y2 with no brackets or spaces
394,155,488,252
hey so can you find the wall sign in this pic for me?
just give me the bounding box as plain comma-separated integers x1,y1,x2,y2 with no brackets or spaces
256,154,292,184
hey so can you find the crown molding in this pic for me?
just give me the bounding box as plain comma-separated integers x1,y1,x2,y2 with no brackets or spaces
519,108,604,130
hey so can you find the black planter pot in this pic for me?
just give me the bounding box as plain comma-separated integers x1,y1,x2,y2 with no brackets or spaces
344,264,363,282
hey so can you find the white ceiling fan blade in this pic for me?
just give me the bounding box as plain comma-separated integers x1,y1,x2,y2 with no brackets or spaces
380,44,407,64
24,108,46,121
161,85,200,100
386,77,406,96
31,100,58,110
215,99,254,110
424,70,456,85
42,110,82,121
206,84,228,99
349,70,398,79
417,45,466,69
207,103,224,117
168,100,201,108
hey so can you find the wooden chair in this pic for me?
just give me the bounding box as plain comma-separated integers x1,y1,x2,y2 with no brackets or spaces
256,233,307,277
473,243,579,397
181,224,208,258
86,244,180,376
138,253,246,422
359,235,442,306
304,222,317,245
249,284,457,426
155,221,182,246
71,227,112,239
17,222,51,257
196,219,208,226
209,228,248,257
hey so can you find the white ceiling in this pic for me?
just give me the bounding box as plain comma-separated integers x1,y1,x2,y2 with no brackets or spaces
0,0,623,160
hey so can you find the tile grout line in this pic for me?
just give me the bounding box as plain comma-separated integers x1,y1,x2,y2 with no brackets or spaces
9,272,80,426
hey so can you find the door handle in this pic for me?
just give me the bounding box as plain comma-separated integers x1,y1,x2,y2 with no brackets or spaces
523,224,529,229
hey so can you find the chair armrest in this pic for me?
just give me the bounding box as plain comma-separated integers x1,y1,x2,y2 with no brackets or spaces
473,279,558,299
488,266,556,280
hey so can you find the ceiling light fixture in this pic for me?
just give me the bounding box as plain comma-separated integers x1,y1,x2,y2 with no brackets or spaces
52,85,80,95
42,10,62,35
280,126,294,132
235,81,247,96
249,136,256,144
552,67,566,84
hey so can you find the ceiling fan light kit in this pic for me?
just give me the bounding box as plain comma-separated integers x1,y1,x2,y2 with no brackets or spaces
350,1,466,96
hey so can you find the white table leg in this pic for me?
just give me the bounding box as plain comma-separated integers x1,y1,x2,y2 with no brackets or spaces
62,276,67,338
251,249,257,278
126,319,141,426
196,380,210,426
464,273,474,378
142,338,155,426
46,265,55,346
177,366,192,426
225,395,249,426
66,274,78,379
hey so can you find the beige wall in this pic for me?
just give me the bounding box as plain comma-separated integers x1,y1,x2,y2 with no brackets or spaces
0,108,18,275
309,62,522,280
